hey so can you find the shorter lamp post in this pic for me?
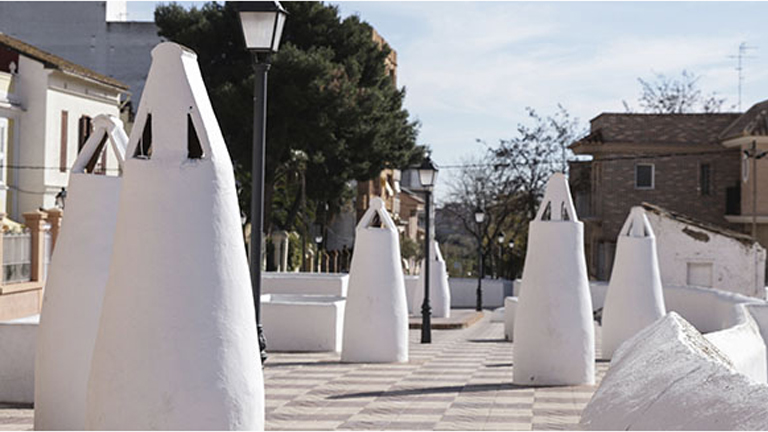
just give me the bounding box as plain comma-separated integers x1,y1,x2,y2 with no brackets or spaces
496,234,504,279
474,207,485,311
55,187,67,209
314,228,323,272
508,240,515,280
417,156,438,344
237,0,288,364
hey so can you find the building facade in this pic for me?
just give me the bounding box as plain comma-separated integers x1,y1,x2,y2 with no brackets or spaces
570,113,743,279
0,34,126,219
0,1,162,117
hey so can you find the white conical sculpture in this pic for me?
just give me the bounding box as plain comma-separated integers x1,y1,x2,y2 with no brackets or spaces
601,206,666,359
341,197,409,363
413,240,451,318
86,42,263,430
513,172,595,386
34,114,127,431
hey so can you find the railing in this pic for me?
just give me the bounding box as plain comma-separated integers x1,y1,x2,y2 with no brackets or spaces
0,209,61,321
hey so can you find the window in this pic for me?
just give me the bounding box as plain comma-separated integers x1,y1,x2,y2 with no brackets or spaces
77,115,92,153
635,163,654,189
59,111,68,172
700,163,711,196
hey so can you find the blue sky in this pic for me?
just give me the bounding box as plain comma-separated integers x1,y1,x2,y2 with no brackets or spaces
128,2,768,200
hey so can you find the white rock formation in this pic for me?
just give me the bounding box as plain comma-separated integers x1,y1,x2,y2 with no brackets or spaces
513,172,595,385
86,43,263,430
341,197,409,363
581,312,768,430
34,114,127,431
413,240,451,318
503,297,517,341
601,206,666,359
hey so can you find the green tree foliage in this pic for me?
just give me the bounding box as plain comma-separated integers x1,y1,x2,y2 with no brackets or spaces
154,2,422,233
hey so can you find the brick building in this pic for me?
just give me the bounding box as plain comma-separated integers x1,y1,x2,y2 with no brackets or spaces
570,113,743,279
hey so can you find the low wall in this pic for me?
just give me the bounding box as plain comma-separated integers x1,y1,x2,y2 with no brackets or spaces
262,272,349,297
581,312,768,430
0,314,38,404
261,294,345,353
449,278,513,309
404,275,419,315
504,297,517,341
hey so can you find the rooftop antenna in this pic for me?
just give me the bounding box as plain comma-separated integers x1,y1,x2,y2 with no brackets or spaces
728,42,757,111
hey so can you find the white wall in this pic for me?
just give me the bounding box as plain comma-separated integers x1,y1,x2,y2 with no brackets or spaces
449,278,513,309
262,294,345,353
0,315,38,404
262,272,349,297
646,209,766,299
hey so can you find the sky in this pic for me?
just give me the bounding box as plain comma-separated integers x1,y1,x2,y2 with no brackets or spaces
127,1,768,201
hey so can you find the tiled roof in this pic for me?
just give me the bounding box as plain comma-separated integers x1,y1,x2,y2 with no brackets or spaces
719,99,768,141
0,33,128,90
642,202,757,246
572,113,741,148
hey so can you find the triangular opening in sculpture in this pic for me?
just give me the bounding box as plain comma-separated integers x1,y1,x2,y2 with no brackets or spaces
133,113,153,159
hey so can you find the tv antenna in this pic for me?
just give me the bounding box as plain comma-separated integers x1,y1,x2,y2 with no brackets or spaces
728,42,757,111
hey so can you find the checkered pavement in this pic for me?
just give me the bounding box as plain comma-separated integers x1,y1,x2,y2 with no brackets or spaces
1,314,608,431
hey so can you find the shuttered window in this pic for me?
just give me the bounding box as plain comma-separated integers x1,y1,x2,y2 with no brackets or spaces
59,111,68,172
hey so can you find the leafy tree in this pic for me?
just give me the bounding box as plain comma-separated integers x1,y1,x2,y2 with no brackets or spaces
623,70,728,114
154,2,422,235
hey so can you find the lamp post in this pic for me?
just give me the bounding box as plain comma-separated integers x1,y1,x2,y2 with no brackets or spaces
417,155,438,343
314,228,323,272
237,1,288,364
474,207,485,311
496,234,504,279
508,240,515,280
55,187,67,209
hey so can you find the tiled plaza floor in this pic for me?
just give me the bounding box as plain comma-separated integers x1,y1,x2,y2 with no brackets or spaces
0,313,608,431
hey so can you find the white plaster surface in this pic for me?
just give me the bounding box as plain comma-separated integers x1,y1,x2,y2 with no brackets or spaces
448,278,511,309
581,312,768,430
490,307,505,322
503,297,517,341
0,315,38,404
262,272,349,297
413,241,451,318
404,275,419,315
646,206,766,298
601,207,666,359
513,173,595,386
341,197,409,363
86,43,263,430
262,294,345,353
34,115,126,431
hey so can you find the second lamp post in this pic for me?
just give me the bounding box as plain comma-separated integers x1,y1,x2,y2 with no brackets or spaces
474,207,485,311
418,156,438,343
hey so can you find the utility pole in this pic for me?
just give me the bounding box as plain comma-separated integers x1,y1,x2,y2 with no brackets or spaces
729,42,757,111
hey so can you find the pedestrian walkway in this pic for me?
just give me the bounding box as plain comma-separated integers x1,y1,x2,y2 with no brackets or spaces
0,314,608,431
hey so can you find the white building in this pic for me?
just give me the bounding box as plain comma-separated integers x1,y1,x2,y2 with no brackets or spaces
0,33,127,219
642,203,767,299
0,1,162,114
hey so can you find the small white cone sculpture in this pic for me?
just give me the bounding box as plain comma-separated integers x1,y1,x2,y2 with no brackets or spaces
601,207,666,360
513,173,595,386
341,197,409,363
413,241,451,318
86,43,263,430
34,115,127,431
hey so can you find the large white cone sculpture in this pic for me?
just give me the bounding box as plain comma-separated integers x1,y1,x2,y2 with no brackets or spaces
601,206,666,359
513,173,595,386
34,115,127,431
413,240,451,318
341,197,409,363
86,43,263,430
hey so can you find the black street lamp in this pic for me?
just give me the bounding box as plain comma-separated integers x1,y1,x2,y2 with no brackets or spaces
417,155,438,344
473,207,485,312
508,240,515,280
314,229,323,272
237,1,288,365
496,234,504,279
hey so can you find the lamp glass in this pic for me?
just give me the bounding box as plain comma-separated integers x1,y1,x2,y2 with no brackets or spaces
240,11,279,51
508,241,515,249
315,235,323,244
418,168,436,188
497,234,504,244
474,210,485,224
